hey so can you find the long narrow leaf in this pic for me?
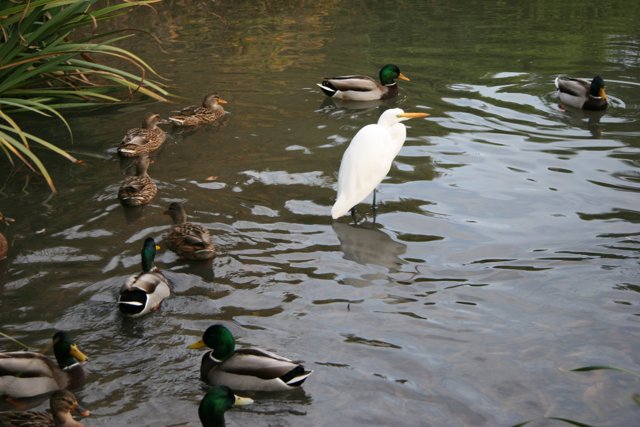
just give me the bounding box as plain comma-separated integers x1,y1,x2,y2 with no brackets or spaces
1,97,73,141
571,365,640,377
0,130,57,191
0,124,80,164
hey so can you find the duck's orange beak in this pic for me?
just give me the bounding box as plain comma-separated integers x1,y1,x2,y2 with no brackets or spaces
599,88,607,100
398,72,410,81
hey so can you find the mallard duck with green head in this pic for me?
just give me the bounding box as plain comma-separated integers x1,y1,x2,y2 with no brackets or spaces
168,93,228,127
117,155,157,207
188,324,313,392
117,237,171,318
117,113,166,158
0,390,90,427
198,385,252,427
164,202,215,261
555,75,608,111
317,64,410,101
0,331,88,401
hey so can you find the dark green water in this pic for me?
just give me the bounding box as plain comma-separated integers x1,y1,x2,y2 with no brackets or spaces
1,1,639,426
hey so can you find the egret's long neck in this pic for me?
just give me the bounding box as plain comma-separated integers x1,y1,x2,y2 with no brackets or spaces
389,123,407,156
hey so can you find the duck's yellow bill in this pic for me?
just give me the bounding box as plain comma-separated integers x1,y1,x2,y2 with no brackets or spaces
398,72,410,81
155,244,161,251
218,98,228,104
233,394,254,407
398,112,429,119
73,402,91,417
599,88,607,99
187,339,207,349
69,344,89,362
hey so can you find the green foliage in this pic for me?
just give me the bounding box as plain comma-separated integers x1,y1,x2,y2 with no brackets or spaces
0,0,169,192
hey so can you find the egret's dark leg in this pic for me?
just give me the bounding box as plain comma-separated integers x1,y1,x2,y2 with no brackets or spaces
350,207,358,225
371,189,379,219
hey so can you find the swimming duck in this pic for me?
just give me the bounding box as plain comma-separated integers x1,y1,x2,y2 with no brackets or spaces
117,113,166,157
0,212,13,261
555,75,608,111
198,385,253,427
317,64,410,101
117,237,171,318
168,93,228,127
0,390,90,427
187,324,313,392
0,331,88,400
164,202,216,260
117,155,157,206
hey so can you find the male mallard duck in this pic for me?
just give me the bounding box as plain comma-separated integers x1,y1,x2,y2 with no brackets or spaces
0,331,88,400
117,155,157,207
187,324,313,392
168,93,228,127
198,385,253,427
317,64,410,101
164,202,216,260
0,390,90,427
117,237,170,318
117,113,166,157
555,75,608,111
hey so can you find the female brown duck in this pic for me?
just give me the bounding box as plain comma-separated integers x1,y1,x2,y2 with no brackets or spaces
117,155,157,206
164,202,216,260
0,390,89,427
168,93,228,127
117,112,166,157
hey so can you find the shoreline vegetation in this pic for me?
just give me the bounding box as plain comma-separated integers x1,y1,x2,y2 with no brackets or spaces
0,0,170,192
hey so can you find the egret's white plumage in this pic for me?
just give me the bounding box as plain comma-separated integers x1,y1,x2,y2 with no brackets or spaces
331,108,429,220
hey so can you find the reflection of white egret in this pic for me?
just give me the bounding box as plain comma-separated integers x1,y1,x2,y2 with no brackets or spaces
331,108,429,222
332,222,406,269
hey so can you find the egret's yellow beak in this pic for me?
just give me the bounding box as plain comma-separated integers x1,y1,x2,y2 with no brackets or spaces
187,339,207,349
233,394,254,406
69,344,89,362
398,112,429,119
398,72,410,81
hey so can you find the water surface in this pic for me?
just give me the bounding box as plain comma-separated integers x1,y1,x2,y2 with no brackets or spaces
1,1,639,426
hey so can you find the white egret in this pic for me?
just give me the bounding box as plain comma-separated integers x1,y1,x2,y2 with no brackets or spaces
331,108,429,222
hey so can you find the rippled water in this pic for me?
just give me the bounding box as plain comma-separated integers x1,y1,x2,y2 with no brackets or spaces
1,1,639,426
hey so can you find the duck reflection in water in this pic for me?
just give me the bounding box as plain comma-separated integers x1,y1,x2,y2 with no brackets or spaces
556,106,607,139
316,98,398,122
332,222,406,270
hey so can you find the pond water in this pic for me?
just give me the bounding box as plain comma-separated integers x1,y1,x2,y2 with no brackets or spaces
1,1,639,426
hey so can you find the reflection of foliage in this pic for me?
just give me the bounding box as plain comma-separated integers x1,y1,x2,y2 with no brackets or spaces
128,0,342,73
0,0,169,192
